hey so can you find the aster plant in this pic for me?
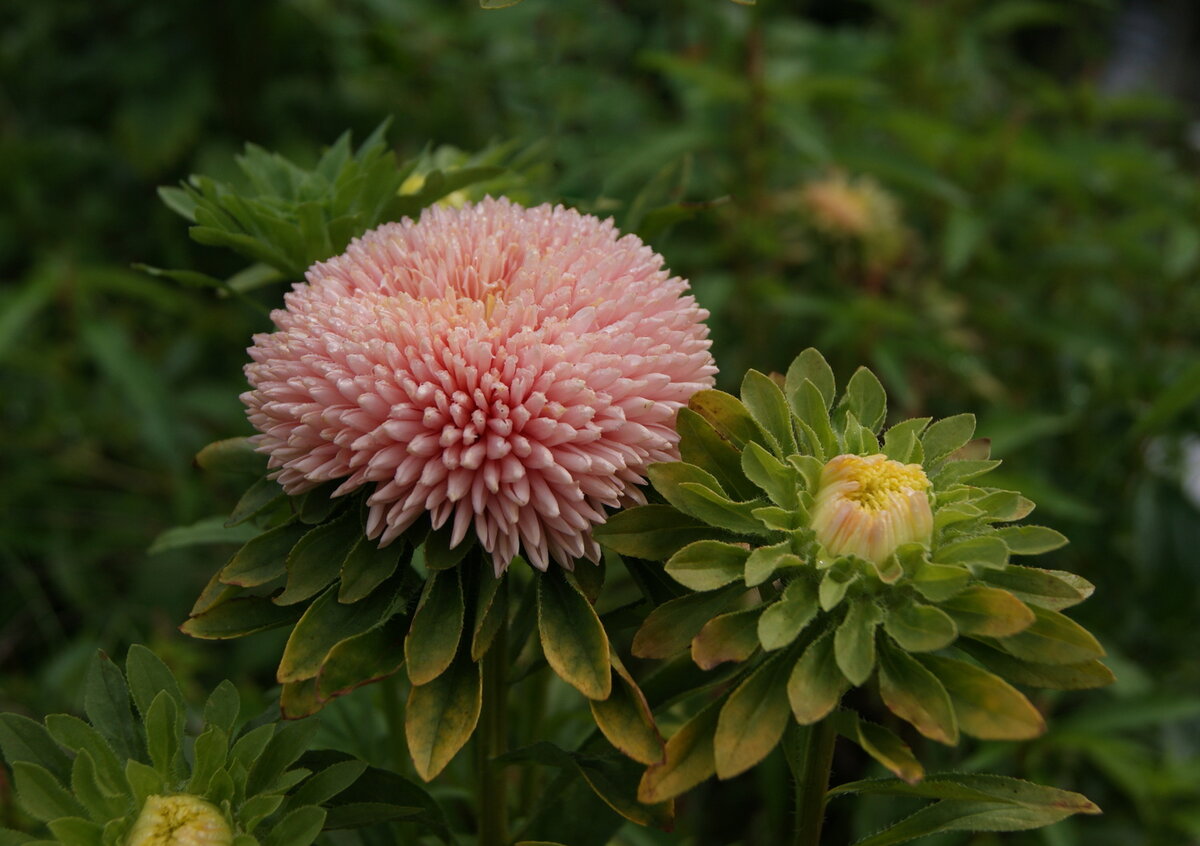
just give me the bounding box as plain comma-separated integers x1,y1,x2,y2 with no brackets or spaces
0,646,438,846
594,348,1110,844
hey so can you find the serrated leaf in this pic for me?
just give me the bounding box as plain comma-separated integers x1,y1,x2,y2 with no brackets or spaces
144,692,180,777
638,699,721,804
994,525,1069,555
934,535,1008,569
405,651,482,781
922,414,976,463
788,627,849,724
877,642,958,745
938,586,1033,637
186,726,227,795
204,680,241,736
973,490,1035,522
276,512,362,606
405,568,465,686
691,607,762,670
933,459,1002,486
714,653,792,778
835,598,883,685
785,348,835,411
883,600,958,652
538,569,611,700
758,579,819,651
632,588,744,659
994,605,1105,665
740,441,800,509
741,369,797,455
920,655,1045,740
593,505,733,559
957,640,1114,690
910,562,970,602
84,653,144,764
13,762,83,822
43,717,122,794
979,566,1092,610
125,644,185,720
665,540,750,591
832,711,923,784
590,655,664,765
842,367,888,433
0,715,72,783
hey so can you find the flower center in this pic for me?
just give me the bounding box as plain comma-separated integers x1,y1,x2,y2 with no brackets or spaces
126,795,232,846
809,453,933,565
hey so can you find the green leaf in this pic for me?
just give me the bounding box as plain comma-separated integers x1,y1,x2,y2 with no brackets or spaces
740,441,800,510
758,579,819,651
195,437,266,475
423,524,476,571
406,568,465,686
247,719,320,797
279,579,401,684
919,655,1045,740
471,570,508,661
590,655,664,766
910,562,970,602
43,717,122,794
877,641,958,745
841,367,888,433
405,651,482,781
687,390,771,451
671,482,770,536
677,408,760,501
148,517,260,555
144,693,180,776
227,477,286,527
922,414,976,463
819,562,860,611
850,799,1090,846
538,569,611,700
691,608,762,670
288,759,368,809
785,348,835,411
979,566,1093,610
835,597,883,685
84,653,144,763
745,540,802,588
13,762,84,822
794,381,837,460
638,698,721,804
994,525,1069,555
181,596,302,639
70,750,123,822
830,771,1101,813
957,640,1114,690
317,613,408,701
788,627,849,725
632,588,743,659
714,652,792,778
740,369,797,455
665,540,750,591
832,711,923,784
933,459,1002,486
338,536,402,603
881,418,931,464
938,586,1033,637
884,600,958,652
994,605,1105,665
220,519,301,586
186,726,227,795
125,644,185,720
276,511,362,606
0,715,72,783
934,535,1008,569
593,505,732,559
203,680,241,736
47,818,101,846
263,806,326,846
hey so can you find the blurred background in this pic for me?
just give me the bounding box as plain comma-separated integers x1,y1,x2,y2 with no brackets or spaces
2,0,1199,843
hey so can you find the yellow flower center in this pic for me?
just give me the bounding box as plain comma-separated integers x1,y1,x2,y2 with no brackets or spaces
810,453,933,566
126,795,232,846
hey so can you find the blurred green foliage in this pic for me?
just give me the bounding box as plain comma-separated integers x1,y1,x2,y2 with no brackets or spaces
2,0,1199,844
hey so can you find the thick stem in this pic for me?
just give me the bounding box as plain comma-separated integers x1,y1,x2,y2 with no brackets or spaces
790,718,838,846
477,618,509,846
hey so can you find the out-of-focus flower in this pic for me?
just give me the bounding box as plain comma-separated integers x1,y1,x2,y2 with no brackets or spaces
244,198,716,572
810,453,933,565
800,170,905,268
126,795,232,846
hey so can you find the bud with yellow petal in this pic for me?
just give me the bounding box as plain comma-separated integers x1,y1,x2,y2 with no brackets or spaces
126,795,232,846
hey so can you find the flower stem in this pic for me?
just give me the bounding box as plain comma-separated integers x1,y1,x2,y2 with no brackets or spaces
477,617,509,846
789,718,838,846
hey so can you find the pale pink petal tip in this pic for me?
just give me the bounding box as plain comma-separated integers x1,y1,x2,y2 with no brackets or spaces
243,197,717,572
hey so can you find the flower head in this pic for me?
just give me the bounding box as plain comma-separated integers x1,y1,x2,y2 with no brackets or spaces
243,198,716,572
126,795,232,846
810,453,933,565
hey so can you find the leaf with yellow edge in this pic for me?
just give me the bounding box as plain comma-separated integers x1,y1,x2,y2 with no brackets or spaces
919,655,1045,740
878,640,958,745
788,627,849,725
714,653,792,779
993,605,1105,665
691,607,762,670
538,568,611,700
638,699,722,804
405,651,481,782
832,710,924,784
590,654,664,765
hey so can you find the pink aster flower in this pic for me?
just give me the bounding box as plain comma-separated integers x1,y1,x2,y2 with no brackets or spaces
243,198,717,573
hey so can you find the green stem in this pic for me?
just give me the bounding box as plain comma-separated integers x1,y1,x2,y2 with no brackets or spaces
790,718,838,846
478,617,509,846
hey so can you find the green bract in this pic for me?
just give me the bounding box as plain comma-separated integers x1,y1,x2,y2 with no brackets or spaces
0,647,441,846
594,348,1112,800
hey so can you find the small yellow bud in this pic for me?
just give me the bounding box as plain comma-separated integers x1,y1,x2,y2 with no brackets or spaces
810,453,933,566
126,795,232,846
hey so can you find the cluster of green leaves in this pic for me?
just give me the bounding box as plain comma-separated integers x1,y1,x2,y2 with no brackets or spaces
0,646,440,846
594,348,1108,842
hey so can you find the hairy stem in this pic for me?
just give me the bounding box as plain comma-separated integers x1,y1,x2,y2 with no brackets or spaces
790,718,838,846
